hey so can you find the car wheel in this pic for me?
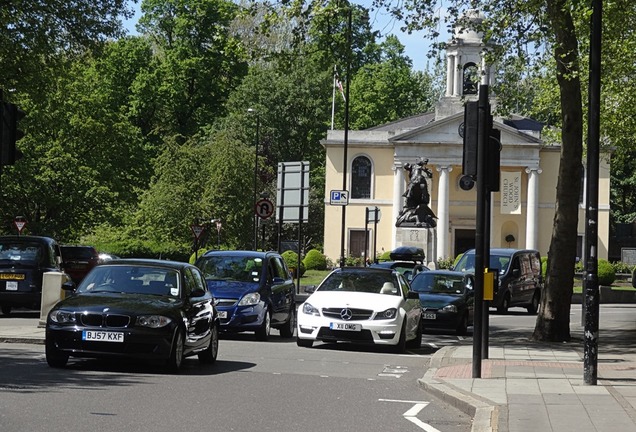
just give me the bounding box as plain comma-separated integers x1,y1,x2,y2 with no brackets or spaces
527,291,540,315
497,294,510,314
1,304,12,316
279,306,296,338
456,313,469,336
393,321,407,353
45,338,69,368
198,323,219,365
296,337,313,348
166,329,185,373
406,319,422,349
255,308,271,341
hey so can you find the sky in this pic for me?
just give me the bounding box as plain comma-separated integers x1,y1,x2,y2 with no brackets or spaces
122,1,449,72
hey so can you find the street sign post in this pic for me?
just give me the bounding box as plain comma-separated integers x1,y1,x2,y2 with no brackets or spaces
330,190,349,205
13,216,27,235
255,198,274,219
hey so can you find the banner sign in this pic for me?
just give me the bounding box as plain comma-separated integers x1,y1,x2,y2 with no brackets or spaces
500,172,522,214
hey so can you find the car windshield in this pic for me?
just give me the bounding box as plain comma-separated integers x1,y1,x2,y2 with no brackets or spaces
0,241,43,264
197,256,263,283
454,253,510,274
318,271,400,295
411,274,468,294
62,247,96,260
77,265,180,297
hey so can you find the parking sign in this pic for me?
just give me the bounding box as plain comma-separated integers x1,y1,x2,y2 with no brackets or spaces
330,190,349,206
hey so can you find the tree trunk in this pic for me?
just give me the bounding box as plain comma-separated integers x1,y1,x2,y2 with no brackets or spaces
532,0,583,342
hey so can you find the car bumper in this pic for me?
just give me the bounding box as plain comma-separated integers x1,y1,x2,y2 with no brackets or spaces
296,313,402,345
216,304,267,332
45,326,174,360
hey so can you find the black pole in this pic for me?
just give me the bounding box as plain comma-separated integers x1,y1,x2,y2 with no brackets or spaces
584,0,602,386
472,84,489,378
364,208,370,267
339,9,352,268
373,207,379,264
253,116,260,250
482,184,490,359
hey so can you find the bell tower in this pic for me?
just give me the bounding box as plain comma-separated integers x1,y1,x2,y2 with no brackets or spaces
435,10,493,120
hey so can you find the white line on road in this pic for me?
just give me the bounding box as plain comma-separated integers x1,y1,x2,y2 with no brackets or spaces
379,399,442,432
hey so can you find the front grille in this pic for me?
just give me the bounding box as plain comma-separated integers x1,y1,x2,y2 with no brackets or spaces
79,313,130,328
216,299,237,307
317,328,374,342
322,308,373,321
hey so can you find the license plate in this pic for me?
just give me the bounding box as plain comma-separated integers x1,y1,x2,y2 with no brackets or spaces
0,273,25,280
330,322,361,331
5,281,18,291
218,311,227,319
422,313,437,320
82,330,124,342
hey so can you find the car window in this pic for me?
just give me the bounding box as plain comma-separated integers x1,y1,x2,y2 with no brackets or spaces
270,257,288,280
198,255,263,283
411,274,467,294
77,265,180,296
0,241,43,264
318,271,399,294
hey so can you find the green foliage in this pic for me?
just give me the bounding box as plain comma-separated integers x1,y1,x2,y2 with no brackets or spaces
303,249,327,271
541,256,548,277
598,259,616,286
611,261,634,274
436,257,454,270
282,250,305,277
377,250,391,262
344,255,362,267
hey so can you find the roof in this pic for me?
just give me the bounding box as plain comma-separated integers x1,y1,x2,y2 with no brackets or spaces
366,112,435,132
199,250,278,259
102,258,194,271
0,235,58,245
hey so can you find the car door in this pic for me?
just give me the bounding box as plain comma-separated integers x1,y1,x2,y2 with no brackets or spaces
398,274,421,339
182,267,214,352
268,256,295,325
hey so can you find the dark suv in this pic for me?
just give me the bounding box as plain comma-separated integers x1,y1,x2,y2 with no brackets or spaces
453,248,543,314
0,235,63,315
195,250,296,340
61,245,99,284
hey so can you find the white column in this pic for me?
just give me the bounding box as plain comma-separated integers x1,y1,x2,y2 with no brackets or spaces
446,54,454,96
392,164,405,249
453,55,462,96
525,167,542,250
436,166,452,261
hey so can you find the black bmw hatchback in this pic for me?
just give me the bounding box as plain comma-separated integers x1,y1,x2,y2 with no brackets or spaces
45,259,219,372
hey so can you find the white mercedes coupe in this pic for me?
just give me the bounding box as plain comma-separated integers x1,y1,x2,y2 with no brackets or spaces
296,267,422,352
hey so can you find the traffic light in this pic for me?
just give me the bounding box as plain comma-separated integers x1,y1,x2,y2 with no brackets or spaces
462,101,479,177
486,118,501,192
1,102,25,166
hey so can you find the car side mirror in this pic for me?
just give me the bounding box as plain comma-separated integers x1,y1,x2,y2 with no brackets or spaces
190,288,206,298
272,277,285,286
304,285,316,294
512,269,520,278
62,280,76,291
407,291,419,299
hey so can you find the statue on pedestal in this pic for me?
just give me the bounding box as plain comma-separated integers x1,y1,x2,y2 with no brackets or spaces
396,158,437,228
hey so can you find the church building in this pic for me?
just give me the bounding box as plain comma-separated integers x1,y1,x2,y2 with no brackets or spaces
320,11,610,266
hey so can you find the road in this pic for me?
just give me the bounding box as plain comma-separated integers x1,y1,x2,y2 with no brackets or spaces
3,304,633,432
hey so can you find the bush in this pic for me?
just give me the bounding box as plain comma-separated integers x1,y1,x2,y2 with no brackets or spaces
598,259,616,286
611,261,634,274
377,251,391,262
303,249,327,270
437,257,454,269
282,250,305,277
541,256,548,277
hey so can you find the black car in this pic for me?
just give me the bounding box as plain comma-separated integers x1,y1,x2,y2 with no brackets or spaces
61,245,100,284
409,270,474,335
45,259,219,372
195,250,296,340
0,235,64,315
371,246,429,281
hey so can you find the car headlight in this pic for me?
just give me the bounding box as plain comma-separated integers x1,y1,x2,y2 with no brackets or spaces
137,315,172,328
301,302,320,316
49,310,77,324
374,308,397,320
441,304,458,313
238,292,261,306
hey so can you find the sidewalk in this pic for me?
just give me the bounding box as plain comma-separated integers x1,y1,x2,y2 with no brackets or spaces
420,334,636,432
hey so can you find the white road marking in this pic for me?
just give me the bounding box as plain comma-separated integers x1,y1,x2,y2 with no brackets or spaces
379,399,441,432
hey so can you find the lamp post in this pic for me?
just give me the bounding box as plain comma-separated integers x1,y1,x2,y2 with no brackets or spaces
211,218,222,249
248,108,259,250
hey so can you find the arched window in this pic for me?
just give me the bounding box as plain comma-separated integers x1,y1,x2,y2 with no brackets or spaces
351,156,372,199
463,63,479,95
